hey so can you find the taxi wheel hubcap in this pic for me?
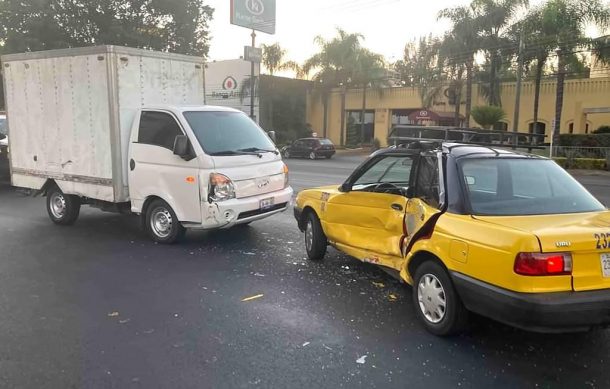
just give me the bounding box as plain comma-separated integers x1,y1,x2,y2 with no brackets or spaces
417,274,447,324
50,192,67,219
151,207,173,238
305,219,314,252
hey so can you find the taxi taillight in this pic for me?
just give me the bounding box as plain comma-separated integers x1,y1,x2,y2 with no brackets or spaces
514,252,573,276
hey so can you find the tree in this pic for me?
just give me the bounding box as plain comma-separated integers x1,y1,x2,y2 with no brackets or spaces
395,36,444,109
352,49,388,145
471,0,529,107
303,28,363,145
536,0,610,142
438,4,480,126
471,105,506,129
0,0,214,56
261,43,301,76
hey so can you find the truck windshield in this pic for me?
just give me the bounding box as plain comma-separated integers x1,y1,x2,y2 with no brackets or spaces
461,158,605,216
183,111,275,155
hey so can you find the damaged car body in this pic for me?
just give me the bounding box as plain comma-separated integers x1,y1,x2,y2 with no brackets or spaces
294,142,610,336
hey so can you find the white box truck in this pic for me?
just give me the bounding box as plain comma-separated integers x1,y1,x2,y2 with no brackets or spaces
1,46,292,243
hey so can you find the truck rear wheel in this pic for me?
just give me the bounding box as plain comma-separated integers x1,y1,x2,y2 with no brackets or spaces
46,186,80,225
145,199,185,244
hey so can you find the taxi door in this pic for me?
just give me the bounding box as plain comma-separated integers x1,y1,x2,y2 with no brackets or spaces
403,154,444,254
323,153,416,267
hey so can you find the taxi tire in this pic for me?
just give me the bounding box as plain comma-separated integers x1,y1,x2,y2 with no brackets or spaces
412,261,469,336
305,212,327,260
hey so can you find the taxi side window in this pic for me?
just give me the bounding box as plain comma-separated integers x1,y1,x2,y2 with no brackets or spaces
352,155,414,193
414,156,440,208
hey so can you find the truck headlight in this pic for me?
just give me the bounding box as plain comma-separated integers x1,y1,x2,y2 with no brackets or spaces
209,173,235,202
283,163,289,188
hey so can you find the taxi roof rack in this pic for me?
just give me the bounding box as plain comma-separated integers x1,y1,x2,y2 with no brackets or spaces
387,125,546,150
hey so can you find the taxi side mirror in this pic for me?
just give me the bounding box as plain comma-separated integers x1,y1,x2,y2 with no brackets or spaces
405,187,415,198
339,183,351,192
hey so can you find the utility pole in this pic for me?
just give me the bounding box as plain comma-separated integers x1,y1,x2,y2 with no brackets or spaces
551,48,565,158
512,32,524,135
250,29,256,119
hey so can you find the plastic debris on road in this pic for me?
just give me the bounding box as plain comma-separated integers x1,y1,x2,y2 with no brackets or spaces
107,312,119,317
388,293,398,302
302,342,310,347
241,294,264,302
356,355,368,364
372,282,385,288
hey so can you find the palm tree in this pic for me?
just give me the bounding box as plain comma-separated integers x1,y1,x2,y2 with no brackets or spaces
353,49,388,145
438,5,480,126
261,42,303,76
304,29,363,145
471,0,529,107
537,0,610,142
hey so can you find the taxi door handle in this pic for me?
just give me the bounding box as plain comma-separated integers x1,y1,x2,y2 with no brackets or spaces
391,203,403,211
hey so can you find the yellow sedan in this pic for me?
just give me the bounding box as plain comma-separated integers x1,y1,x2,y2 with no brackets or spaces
293,143,610,335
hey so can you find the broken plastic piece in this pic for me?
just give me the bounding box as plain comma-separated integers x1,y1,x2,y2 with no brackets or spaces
241,294,264,302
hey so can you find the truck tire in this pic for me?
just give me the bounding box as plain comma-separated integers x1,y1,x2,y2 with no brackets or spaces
145,199,185,244
46,186,80,225
304,211,327,260
412,261,469,336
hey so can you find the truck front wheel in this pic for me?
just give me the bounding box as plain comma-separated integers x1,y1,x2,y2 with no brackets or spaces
46,186,80,225
145,199,185,244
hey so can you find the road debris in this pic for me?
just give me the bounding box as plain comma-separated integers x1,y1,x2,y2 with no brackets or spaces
253,272,265,277
119,318,130,324
241,294,264,302
302,342,310,347
356,355,368,364
107,312,119,317
372,282,385,288
388,293,398,302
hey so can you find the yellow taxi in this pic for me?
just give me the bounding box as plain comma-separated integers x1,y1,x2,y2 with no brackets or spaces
293,143,610,335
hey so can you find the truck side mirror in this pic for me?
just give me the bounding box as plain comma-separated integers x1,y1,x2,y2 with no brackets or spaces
268,130,276,143
173,135,190,159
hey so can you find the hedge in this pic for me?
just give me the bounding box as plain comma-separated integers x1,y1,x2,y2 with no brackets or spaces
558,134,610,147
553,157,607,170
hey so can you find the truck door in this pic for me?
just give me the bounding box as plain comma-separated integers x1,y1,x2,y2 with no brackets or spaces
128,110,202,223
403,154,444,253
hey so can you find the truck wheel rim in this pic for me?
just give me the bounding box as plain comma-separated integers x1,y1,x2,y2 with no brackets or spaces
305,220,313,252
50,192,66,219
417,274,446,324
151,207,173,238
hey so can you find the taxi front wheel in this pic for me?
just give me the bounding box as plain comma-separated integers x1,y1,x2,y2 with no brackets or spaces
305,212,327,260
412,261,469,336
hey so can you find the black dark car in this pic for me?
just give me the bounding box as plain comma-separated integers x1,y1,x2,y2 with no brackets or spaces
282,138,335,159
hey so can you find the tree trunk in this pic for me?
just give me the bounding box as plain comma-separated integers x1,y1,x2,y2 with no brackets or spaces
360,84,367,146
532,58,544,144
465,60,473,127
489,53,497,106
322,92,328,138
340,85,346,146
553,50,565,153
454,69,463,127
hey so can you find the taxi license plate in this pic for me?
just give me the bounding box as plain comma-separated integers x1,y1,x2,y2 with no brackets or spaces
260,197,274,210
601,253,610,278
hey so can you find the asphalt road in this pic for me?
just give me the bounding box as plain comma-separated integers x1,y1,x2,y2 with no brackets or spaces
1,154,610,388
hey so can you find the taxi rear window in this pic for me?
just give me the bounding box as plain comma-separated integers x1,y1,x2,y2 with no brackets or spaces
460,158,604,215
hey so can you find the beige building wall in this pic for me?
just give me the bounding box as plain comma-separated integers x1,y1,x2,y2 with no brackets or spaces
307,77,610,147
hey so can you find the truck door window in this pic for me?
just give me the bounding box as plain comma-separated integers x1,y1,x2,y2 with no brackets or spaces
414,156,440,208
138,111,183,150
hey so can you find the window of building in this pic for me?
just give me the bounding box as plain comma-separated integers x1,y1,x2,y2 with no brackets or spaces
346,110,375,145
569,122,574,134
138,111,183,150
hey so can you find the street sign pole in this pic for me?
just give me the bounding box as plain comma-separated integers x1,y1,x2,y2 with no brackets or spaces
250,30,256,119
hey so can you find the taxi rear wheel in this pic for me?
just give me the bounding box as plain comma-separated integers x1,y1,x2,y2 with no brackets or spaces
412,261,469,336
305,212,327,260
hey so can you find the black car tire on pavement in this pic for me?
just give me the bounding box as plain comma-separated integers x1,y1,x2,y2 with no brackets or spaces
412,261,469,336
304,212,327,260
309,152,316,160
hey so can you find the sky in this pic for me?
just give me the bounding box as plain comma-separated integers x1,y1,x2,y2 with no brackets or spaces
206,0,552,65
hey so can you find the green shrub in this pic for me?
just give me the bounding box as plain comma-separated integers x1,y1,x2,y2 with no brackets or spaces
471,105,506,129
553,157,606,170
594,126,610,134
371,138,381,151
558,134,610,147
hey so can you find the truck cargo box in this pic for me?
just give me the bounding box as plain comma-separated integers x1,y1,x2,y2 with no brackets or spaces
1,45,205,202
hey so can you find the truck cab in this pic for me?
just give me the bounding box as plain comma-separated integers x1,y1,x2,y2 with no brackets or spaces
126,105,292,242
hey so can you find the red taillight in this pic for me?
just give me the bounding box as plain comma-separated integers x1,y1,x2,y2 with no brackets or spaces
514,252,572,276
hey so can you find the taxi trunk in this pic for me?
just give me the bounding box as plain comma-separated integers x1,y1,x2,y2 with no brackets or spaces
475,211,610,291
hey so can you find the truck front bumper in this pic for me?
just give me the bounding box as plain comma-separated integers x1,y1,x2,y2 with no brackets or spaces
190,186,294,229
452,272,610,333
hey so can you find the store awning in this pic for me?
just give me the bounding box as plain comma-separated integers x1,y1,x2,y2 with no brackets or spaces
408,110,464,122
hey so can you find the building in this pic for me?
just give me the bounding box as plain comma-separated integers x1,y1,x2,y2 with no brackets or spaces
307,77,610,147
205,59,260,121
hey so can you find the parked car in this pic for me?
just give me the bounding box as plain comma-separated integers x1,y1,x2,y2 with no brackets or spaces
282,138,335,159
294,142,610,336
0,114,7,149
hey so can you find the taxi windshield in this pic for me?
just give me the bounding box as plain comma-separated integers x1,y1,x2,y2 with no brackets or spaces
461,158,605,216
